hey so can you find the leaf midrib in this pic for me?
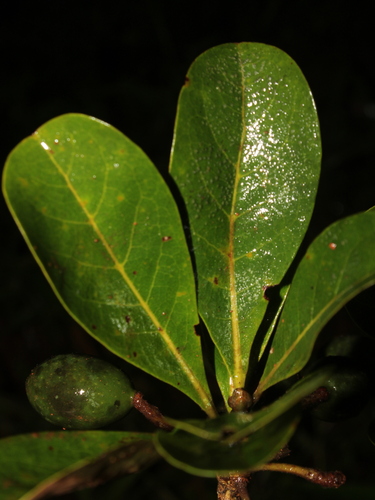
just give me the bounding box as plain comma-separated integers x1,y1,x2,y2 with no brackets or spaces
227,48,248,392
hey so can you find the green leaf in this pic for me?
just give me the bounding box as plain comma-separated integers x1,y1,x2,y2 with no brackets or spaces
0,431,156,500
155,409,299,477
170,43,321,403
154,368,328,477
258,210,375,394
165,366,331,442
2,113,215,415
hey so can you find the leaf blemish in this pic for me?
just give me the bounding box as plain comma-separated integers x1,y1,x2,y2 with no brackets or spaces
328,242,337,250
125,315,131,323
213,277,219,285
162,236,172,241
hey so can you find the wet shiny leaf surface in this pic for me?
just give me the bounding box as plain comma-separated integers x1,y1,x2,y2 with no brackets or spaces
2,114,214,415
258,210,375,394
170,43,321,404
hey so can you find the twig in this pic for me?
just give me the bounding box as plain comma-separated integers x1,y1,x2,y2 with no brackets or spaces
260,462,346,488
217,475,251,500
132,392,174,431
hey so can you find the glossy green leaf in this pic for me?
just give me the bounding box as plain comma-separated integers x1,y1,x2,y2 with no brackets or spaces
165,366,331,442
155,408,299,477
258,210,375,394
170,43,321,403
0,431,156,500
2,114,215,415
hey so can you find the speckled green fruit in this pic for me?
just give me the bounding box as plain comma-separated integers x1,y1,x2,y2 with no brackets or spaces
26,354,135,429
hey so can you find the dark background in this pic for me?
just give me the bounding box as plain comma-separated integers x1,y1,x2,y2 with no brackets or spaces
1,1,375,499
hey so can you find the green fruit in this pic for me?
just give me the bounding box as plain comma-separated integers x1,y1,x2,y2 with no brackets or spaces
311,356,369,422
26,354,135,429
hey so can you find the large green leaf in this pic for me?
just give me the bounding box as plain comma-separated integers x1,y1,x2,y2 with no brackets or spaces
170,43,321,404
0,431,156,500
258,210,375,394
154,368,328,477
155,408,299,477
164,366,331,442
2,114,215,416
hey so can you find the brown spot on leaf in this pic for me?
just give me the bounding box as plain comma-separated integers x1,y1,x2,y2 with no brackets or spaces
125,316,131,323
162,236,172,242
213,277,219,285
328,242,337,250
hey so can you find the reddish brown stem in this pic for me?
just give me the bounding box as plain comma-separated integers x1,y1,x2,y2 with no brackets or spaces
261,462,346,488
132,392,173,431
301,386,330,410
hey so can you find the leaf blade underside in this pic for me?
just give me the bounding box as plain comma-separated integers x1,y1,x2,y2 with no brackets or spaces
258,210,375,394
2,114,215,415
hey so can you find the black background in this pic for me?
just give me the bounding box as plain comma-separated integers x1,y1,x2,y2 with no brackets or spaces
1,1,375,499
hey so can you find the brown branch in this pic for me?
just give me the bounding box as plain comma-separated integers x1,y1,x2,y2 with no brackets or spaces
301,386,329,410
217,475,251,500
132,392,174,431
261,462,346,488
